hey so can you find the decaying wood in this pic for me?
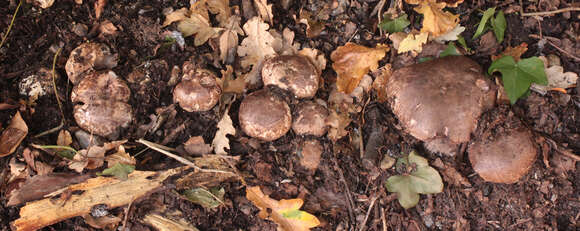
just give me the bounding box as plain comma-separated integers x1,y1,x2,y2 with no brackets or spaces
142,213,199,231
11,167,186,231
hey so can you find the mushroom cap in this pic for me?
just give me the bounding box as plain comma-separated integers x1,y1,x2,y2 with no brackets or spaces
173,69,222,112
261,55,319,98
71,71,131,104
468,129,537,183
73,101,133,139
292,101,329,137
65,43,117,84
239,89,292,141
385,56,496,155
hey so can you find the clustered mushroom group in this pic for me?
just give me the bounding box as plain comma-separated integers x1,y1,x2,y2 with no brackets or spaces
65,42,538,184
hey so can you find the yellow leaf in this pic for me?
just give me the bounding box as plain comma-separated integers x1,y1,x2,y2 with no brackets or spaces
177,13,224,46
330,43,389,94
398,32,428,53
412,0,459,37
246,186,320,231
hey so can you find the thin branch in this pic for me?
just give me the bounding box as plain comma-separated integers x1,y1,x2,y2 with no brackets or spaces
0,0,22,49
521,7,580,17
358,195,378,231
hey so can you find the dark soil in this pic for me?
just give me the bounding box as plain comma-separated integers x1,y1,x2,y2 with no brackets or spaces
1,0,579,230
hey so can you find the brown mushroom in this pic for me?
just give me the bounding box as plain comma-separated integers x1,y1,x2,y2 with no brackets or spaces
385,56,496,155
73,101,133,140
299,139,323,172
239,89,291,141
173,66,221,112
71,71,131,104
468,129,537,183
292,101,329,137
65,43,118,84
261,55,319,98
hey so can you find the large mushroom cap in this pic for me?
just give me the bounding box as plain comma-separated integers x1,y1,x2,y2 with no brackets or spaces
292,101,329,137
73,101,133,139
468,129,537,183
71,71,131,104
173,68,222,112
65,43,117,84
261,55,319,98
385,56,496,155
239,89,292,141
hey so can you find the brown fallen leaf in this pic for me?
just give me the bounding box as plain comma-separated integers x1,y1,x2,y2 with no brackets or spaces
406,0,459,37
143,213,200,231
492,43,528,62
183,136,213,156
11,167,185,231
163,8,190,27
212,112,236,155
218,65,247,93
331,43,389,94
271,28,299,55
82,214,122,229
57,129,73,147
372,64,393,102
105,145,136,167
7,173,91,206
298,48,327,75
0,111,28,157
237,17,277,84
219,16,244,63
207,0,232,26
94,0,107,19
325,110,351,142
254,0,273,24
246,186,320,231
531,57,578,94
69,140,127,173
298,10,326,38
178,13,224,46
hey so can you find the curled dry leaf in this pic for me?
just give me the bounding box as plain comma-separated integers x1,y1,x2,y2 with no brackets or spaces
407,0,459,37
105,145,136,167
163,8,190,27
246,186,320,231
178,13,224,46
530,57,578,95
492,43,528,62
57,130,73,147
254,0,273,24
69,140,127,173
94,0,107,19
0,111,28,157
219,16,244,63
372,64,393,102
398,32,429,53
325,110,351,142
271,28,299,55
237,17,277,84
298,10,326,38
331,43,389,94
212,113,236,154
218,65,246,94
207,0,232,26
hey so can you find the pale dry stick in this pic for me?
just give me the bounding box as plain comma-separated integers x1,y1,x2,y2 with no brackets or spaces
521,7,580,17
138,139,235,175
381,206,387,231
121,197,134,231
0,0,22,49
358,195,378,231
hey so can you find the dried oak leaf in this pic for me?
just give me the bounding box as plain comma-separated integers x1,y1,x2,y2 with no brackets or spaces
218,65,246,94
492,43,528,62
212,113,236,155
407,0,459,37
207,0,232,26
271,28,299,55
298,48,327,75
254,0,273,24
246,186,320,231
0,111,28,157
330,43,389,94
163,8,190,27
178,13,224,46
219,16,244,63
298,10,326,38
237,17,277,84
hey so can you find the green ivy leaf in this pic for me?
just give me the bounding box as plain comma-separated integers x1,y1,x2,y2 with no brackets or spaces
183,187,225,209
385,151,443,209
97,163,135,180
379,14,411,33
457,35,470,52
473,7,495,39
488,56,548,104
492,10,506,43
440,43,460,57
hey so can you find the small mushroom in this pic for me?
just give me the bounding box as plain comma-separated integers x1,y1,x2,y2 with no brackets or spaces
468,129,537,183
173,66,221,112
385,56,496,155
73,101,133,140
239,89,291,141
261,55,319,98
65,43,118,84
292,101,329,137
71,71,131,104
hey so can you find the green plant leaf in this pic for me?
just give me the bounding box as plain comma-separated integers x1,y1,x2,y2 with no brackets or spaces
492,10,506,43
440,43,460,57
488,56,548,104
379,14,411,33
385,151,443,209
97,163,135,180
183,187,225,209
473,7,495,39
457,35,470,52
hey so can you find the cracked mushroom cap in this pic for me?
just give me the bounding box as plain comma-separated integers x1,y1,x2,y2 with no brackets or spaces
73,100,133,139
468,129,537,183
292,101,329,137
239,89,292,141
65,43,118,84
173,69,222,112
71,71,130,104
385,56,496,155
261,55,319,98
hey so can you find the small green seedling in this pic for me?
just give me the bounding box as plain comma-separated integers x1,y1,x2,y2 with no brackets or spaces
97,163,135,180
488,55,548,104
385,150,443,209
379,13,411,34
473,7,506,43
440,43,461,57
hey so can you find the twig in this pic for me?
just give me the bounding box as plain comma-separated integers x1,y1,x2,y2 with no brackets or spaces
521,7,580,17
529,34,580,62
33,121,64,138
121,197,134,231
51,47,65,121
331,151,356,228
358,195,378,231
137,139,235,175
0,0,22,50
